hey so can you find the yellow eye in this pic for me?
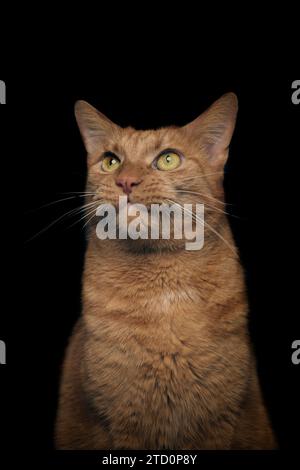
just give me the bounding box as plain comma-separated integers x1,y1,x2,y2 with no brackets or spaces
155,152,181,171
101,154,121,172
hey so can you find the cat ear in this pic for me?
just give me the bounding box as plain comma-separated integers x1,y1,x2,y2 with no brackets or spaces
183,93,238,168
75,101,120,155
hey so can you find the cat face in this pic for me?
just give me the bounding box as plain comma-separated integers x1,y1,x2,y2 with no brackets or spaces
75,94,238,249
84,126,217,209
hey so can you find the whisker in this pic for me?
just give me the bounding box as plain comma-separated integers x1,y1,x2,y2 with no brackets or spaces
175,190,228,206
197,202,238,218
58,191,97,195
25,194,94,214
26,200,101,242
82,210,99,229
165,192,226,215
166,199,237,255
171,193,239,218
67,201,103,230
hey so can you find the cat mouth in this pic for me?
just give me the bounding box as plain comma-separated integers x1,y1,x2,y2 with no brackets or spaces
101,197,167,211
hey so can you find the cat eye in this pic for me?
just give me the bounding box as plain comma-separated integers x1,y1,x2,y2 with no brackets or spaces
100,152,121,172
154,151,181,171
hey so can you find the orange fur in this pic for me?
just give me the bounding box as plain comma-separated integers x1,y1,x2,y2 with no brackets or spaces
55,94,277,449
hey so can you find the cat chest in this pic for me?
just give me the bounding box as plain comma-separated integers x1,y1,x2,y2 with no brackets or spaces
99,282,203,319
84,334,212,447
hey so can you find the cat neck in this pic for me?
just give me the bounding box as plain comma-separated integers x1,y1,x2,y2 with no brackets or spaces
84,224,239,287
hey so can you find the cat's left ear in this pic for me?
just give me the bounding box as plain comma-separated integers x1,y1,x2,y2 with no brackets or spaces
183,93,238,168
75,100,121,155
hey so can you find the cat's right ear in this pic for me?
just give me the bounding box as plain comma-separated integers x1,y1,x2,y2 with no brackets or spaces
75,101,120,155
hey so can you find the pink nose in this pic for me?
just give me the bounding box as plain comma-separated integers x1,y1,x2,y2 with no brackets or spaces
116,177,142,195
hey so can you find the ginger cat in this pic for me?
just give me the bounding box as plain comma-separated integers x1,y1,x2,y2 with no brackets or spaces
55,94,276,449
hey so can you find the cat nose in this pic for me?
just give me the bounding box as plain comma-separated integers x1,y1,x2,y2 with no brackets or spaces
116,177,142,195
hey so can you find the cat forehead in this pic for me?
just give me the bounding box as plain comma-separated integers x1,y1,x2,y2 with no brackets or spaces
109,126,181,158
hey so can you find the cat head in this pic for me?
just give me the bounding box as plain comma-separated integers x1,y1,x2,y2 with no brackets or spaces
75,94,238,251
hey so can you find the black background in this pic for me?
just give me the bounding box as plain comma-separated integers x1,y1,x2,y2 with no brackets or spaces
1,59,299,466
